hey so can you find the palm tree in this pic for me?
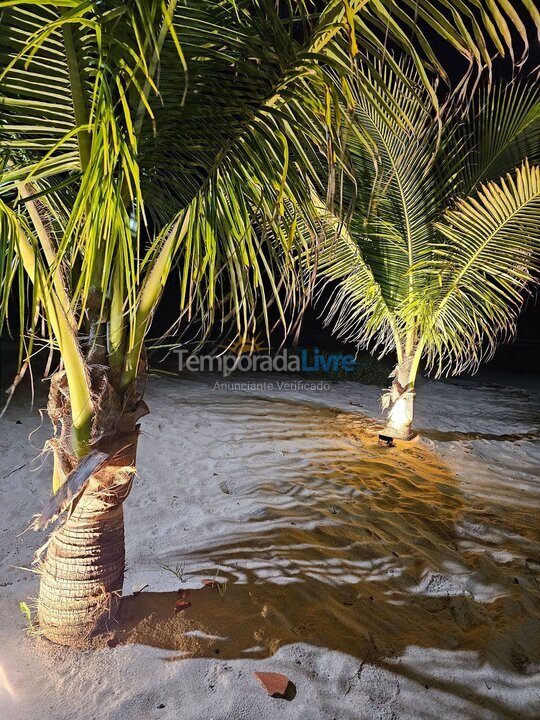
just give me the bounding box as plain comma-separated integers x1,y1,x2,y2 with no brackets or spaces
315,58,540,440
0,1,535,646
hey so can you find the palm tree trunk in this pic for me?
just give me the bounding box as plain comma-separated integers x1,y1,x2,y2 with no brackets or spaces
37,478,127,646
37,369,144,646
381,355,416,440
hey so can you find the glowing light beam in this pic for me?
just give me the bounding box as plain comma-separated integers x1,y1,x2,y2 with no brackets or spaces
0,662,16,700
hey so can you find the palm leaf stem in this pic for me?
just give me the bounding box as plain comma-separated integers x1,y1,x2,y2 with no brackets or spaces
108,260,125,375
120,208,191,390
409,336,425,387
16,180,72,320
15,223,93,456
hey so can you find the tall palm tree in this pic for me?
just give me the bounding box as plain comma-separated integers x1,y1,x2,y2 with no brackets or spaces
315,58,540,440
0,1,535,645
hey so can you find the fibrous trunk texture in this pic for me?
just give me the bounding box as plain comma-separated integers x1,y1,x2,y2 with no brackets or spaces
37,454,133,646
381,356,415,440
37,366,146,646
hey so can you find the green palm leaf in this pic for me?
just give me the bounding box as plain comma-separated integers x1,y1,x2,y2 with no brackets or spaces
421,161,540,375
445,80,540,196
316,202,399,356
315,56,441,361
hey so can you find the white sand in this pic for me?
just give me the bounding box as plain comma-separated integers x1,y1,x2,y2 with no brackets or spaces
0,370,538,719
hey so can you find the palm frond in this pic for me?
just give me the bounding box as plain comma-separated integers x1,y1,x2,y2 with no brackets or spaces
315,202,399,356
351,0,539,96
0,0,336,394
454,80,540,194
346,58,441,308
419,161,540,375
315,55,442,353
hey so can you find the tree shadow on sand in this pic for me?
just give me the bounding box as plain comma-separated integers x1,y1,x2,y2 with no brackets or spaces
115,396,539,719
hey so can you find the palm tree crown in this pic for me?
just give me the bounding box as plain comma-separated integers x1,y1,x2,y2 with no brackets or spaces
316,57,540,437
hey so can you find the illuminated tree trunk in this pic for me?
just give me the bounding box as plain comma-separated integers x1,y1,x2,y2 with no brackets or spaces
37,471,130,645
381,355,416,440
37,368,144,646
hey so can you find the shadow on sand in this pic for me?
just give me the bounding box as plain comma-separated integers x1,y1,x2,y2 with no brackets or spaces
114,395,539,719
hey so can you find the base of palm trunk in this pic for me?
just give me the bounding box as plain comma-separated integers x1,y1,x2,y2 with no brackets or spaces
380,424,413,441
36,367,145,646
36,429,138,647
382,358,415,442
37,499,125,646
